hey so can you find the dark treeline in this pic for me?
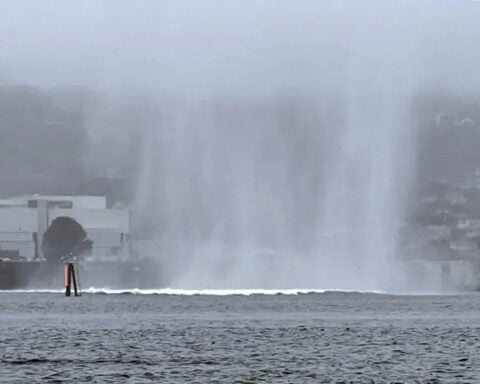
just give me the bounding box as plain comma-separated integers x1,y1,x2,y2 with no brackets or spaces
0,85,133,204
0,85,88,195
2,83,480,213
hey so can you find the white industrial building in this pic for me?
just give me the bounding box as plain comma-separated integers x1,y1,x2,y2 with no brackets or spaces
0,195,129,261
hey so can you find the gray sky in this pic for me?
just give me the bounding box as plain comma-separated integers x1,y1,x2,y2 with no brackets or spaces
2,1,479,97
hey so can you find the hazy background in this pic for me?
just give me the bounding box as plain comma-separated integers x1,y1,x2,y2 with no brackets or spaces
1,1,480,289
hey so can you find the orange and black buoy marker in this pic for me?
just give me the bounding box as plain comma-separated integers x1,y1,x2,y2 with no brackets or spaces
64,263,80,297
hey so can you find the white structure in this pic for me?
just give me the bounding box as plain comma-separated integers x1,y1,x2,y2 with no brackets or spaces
407,259,479,291
0,195,129,261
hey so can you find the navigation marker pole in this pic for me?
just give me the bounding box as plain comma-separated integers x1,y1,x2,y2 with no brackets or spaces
64,262,81,297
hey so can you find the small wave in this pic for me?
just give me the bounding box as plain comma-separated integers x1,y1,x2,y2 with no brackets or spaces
0,289,64,294
0,287,386,296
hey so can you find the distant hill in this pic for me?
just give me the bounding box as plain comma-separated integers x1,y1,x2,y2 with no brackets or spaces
0,85,88,195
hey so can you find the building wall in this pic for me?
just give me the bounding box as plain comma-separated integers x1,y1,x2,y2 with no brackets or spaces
38,196,107,209
0,201,129,259
0,207,37,259
0,207,37,232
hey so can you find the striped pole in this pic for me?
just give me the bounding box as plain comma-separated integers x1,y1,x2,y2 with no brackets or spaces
64,263,71,296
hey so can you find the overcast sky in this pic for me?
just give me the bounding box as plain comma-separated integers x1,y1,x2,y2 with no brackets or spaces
1,0,479,98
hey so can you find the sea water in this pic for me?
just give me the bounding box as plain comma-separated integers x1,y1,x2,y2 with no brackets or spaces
1,290,479,383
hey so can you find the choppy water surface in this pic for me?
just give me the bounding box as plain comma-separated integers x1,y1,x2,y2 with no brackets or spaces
1,290,480,383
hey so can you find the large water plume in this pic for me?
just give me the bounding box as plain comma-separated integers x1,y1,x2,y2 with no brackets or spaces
135,11,419,290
